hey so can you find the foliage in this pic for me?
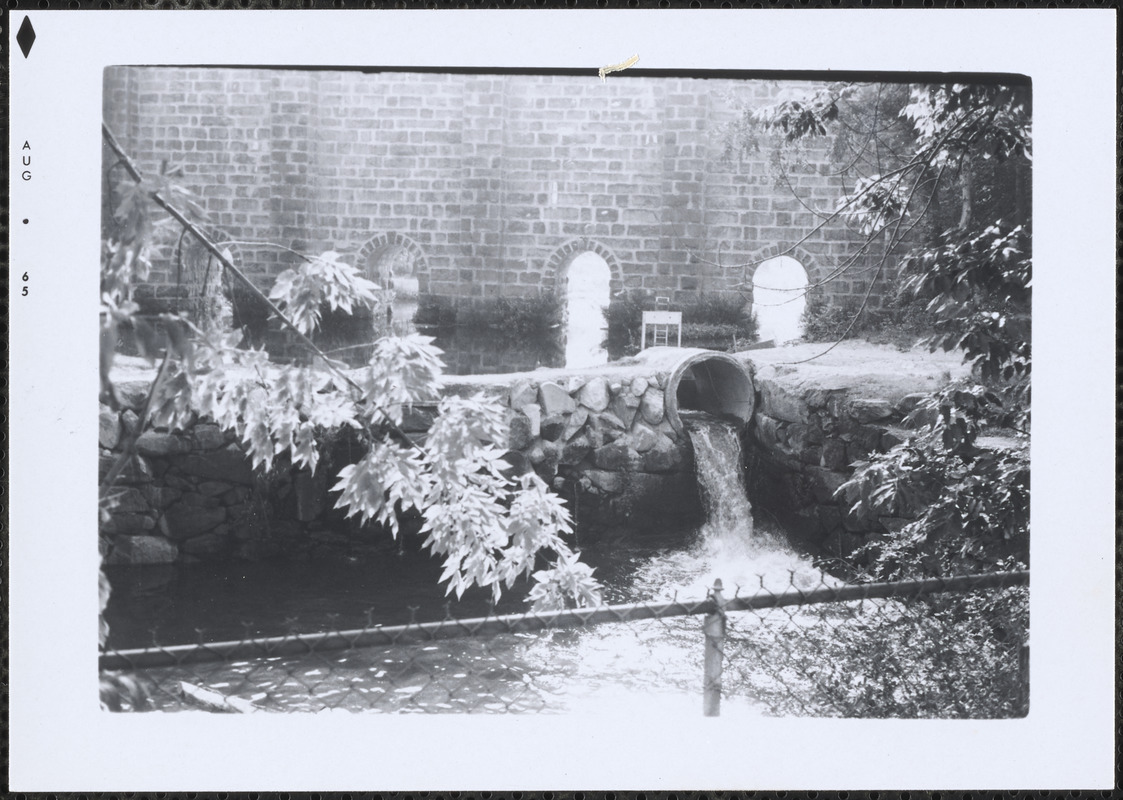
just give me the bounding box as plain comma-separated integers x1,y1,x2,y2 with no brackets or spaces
414,293,563,342
800,295,872,343
412,294,459,330
99,132,602,628
268,250,382,336
837,383,1029,578
801,293,938,350
728,587,1028,718
604,291,759,357
729,81,1031,579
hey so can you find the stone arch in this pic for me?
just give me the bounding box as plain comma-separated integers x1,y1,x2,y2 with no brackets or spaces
745,244,821,344
356,232,430,334
545,239,622,369
173,227,244,333
356,232,430,288
744,243,824,288
544,238,624,296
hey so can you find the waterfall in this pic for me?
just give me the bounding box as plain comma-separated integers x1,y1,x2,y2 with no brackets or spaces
686,416,754,545
673,414,833,594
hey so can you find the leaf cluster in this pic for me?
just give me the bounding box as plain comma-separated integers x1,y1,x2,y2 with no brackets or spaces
268,251,382,336
99,136,603,614
729,81,1032,580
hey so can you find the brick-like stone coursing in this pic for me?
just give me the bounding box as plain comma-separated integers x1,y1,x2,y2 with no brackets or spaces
104,68,890,322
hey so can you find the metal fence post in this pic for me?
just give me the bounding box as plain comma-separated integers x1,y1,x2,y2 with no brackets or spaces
703,578,726,717
1018,643,1030,714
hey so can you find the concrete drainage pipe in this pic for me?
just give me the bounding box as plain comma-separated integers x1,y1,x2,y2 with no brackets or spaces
634,348,756,434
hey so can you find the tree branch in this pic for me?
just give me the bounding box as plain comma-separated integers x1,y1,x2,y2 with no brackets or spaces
101,120,422,453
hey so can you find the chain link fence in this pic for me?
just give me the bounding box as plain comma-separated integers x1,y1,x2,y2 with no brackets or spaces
100,571,1028,717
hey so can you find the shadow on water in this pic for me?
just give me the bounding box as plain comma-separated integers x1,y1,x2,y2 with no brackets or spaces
104,416,847,715
102,522,701,650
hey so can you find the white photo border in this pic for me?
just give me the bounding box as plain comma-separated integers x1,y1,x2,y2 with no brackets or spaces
7,8,1117,791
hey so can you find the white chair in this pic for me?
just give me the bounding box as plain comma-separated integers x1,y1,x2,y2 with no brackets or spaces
641,310,683,349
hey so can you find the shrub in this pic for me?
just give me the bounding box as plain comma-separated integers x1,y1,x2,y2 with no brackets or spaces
604,291,758,357
413,295,458,331
801,292,938,349
414,293,562,342
726,586,1028,718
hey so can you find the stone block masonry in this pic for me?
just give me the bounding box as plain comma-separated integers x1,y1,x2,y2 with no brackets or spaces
103,67,892,332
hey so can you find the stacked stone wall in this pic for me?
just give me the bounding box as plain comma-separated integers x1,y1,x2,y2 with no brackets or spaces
446,370,702,530
100,362,705,566
748,381,921,563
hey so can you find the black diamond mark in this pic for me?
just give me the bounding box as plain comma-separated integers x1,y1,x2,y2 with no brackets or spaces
17,17,35,58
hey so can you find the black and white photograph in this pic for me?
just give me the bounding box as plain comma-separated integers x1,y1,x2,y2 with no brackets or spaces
8,8,1116,792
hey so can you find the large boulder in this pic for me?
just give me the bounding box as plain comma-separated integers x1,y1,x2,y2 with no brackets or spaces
192,423,227,451
626,422,660,454
178,444,255,485
161,503,226,539
99,452,154,485
101,512,156,535
584,469,623,494
120,409,141,436
577,377,610,412
509,379,538,410
759,381,810,424
106,535,179,566
115,380,152,411
508,411,535,451
752,414,783,451
518,403,542,437
135,431,190,457
849,398,894,423
560,435,593,466
820,438,849,471
642,433,684,473
562,408,590,442
639,387,665,426
99,406,121,450
538,382,576,416
107,486,151,514
540,414,567,442
142,485,182,510
608,395,637,430
806,466,847,504
593,442,642,471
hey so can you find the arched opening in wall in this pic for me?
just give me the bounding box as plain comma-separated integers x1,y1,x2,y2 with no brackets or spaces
752,255,809,344
562,251,612,369
174,230,239,334
365,243,421,336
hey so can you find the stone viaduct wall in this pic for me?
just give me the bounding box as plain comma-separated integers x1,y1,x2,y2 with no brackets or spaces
103,67,891,320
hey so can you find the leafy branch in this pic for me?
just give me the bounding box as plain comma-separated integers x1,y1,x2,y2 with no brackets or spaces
99,122,602,611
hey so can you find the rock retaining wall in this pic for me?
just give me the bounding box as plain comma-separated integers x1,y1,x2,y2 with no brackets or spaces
744,343,970,564
446,370,702,534
100,363,704,566
748,382,919,563
101,344,967,568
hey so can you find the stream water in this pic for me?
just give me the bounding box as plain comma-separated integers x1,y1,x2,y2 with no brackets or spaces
105,417,836,715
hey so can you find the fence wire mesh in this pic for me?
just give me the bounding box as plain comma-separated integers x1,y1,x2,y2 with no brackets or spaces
100,571,1028,717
